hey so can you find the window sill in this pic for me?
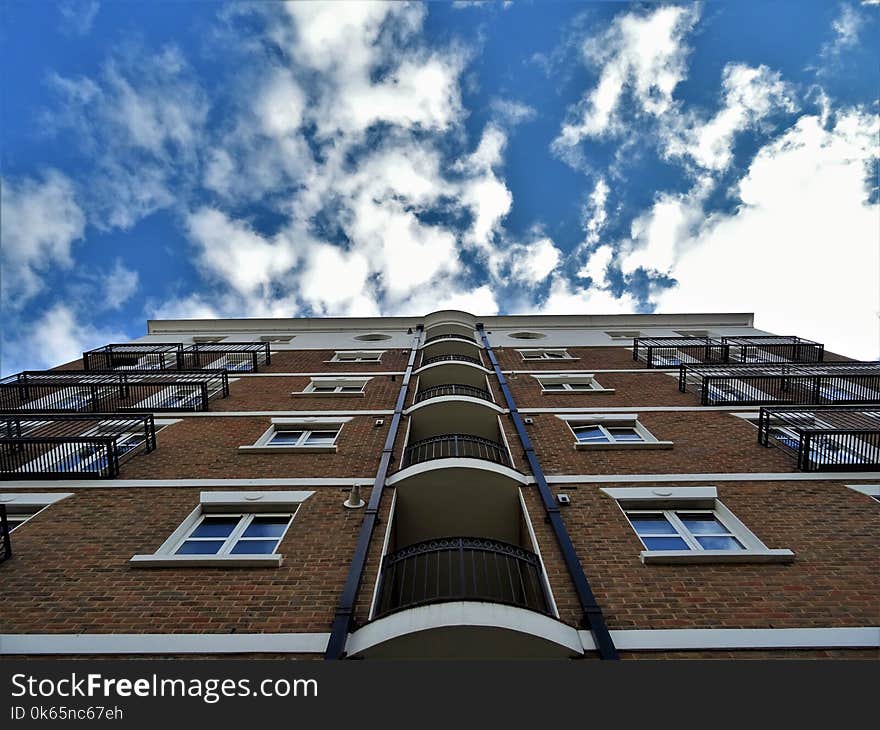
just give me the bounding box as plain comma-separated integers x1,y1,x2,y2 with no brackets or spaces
640,549,795,565
521,357,579,363
324,360,382,365
292,392,366,398
542,388,615,395
130,554,282,568
574,441,674,451
237,445,337,454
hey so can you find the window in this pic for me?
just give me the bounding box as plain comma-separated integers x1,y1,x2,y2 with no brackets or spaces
152,386,202,409
600,486,794,564
331,351,384,363
561,414,672,449
653,351,700,368
174,513,294,556
519,349,573,361
193,336,225,343
846,484,880,503
707,379,771,402
130,490,313,568
26,387,91,411
301,377,369,395
354,333,391,342
508,331,546,340
605,330,640,340
260,335,294,343
675,330,710,338
240,418,351,453
534,374,612,393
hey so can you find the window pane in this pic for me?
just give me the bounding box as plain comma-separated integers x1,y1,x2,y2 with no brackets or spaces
543,383,566,391
190,517,239,538
176,540,224,555
270,431,302,445
608,427,643,442
569,383,593,390
230,540,278,555
305,430,337,445
311,386,336,393
642,536,690,551
340,386,363,393
573,426,608,443
242,517,290,538
628,514,677,535
545,352,565,359
695,535,744,551
678,514,729,535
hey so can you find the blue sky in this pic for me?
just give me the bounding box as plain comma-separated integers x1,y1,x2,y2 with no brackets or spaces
1,0,878,375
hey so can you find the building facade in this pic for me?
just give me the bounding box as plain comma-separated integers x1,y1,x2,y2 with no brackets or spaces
1,310,878,659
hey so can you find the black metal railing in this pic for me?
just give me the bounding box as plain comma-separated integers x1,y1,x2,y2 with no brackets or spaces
413,384,494,405
181,342,271,372
374,537,550,618
423,333,478,345
0,413,157,479
0,370,229,412
633,337,728,368
679,362,880,406
83,343,184,371
722,336,823,364
758,406,880,472
0,505,11,564
420,353,484,368
401,434,512,468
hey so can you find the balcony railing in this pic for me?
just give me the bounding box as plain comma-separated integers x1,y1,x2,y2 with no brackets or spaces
0,413,157,480
412,384,494,405
633,337,727,368
83,343,184,371
0,370,229,412
423,333,477,346
181,342,271,372
374,537,550,619
679,362,880,406
721,336,823,364
758,406,880,472
0,505,11,564
420,353,484,368
401,434,512,468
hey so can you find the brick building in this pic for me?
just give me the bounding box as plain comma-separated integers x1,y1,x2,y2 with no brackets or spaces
1,310,878,659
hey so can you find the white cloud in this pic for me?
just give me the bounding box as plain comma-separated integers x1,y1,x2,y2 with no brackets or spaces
553,4,699,155
831,4,863,48
507,237,563,285
578,244,615,286
638,108,878,360
2,304,126,375
490,98,537,126
101,260,139,310
534,276,640,316
58,0,100,37
256,68,307,138
0,170,85,306
665,64,798,171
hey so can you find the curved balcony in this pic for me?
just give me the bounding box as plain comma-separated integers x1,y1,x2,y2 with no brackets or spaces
413,384,493,406
402,434,512,469
421,353,483,368
374,537,549,619
423,333,477,346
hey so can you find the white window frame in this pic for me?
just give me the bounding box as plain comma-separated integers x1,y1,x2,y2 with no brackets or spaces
558,413,673,450
192,336,225,344
846,484,880,503
0,493,73,532
601,486,794,564
239,417,352,453
130,491,314,568
169,512,294,556
518,348,575,361
298,377,370,396
329,351,384,363
675,330,711,338
260,335,294,343
533,373,614,394
605,330,641,341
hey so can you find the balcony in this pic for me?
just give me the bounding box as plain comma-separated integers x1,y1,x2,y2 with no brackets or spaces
402,434,512,468
0,506,10,564
679,362,880,406
374,537,550,619
758,406,880,471
0,413,157,480
0,370,229,413
412,383,494,406
634,335,824,368
420,353,484,368
633,337,728,368
181,342,271,372
83,343,184,371
423,332,477,346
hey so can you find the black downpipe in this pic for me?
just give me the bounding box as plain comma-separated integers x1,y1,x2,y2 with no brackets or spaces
476,324,619,660
324,326,423,659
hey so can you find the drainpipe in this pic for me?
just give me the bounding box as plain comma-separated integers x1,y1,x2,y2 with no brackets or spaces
476,324,618,660
324,325,423,659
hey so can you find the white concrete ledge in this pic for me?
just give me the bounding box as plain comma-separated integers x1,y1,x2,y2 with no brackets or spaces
129,554,282,568
237,445,337,454
575,441,674,451
0,633,329,655
640,549,795,565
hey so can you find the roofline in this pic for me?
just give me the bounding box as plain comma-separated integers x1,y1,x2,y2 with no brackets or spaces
147,312,756,334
